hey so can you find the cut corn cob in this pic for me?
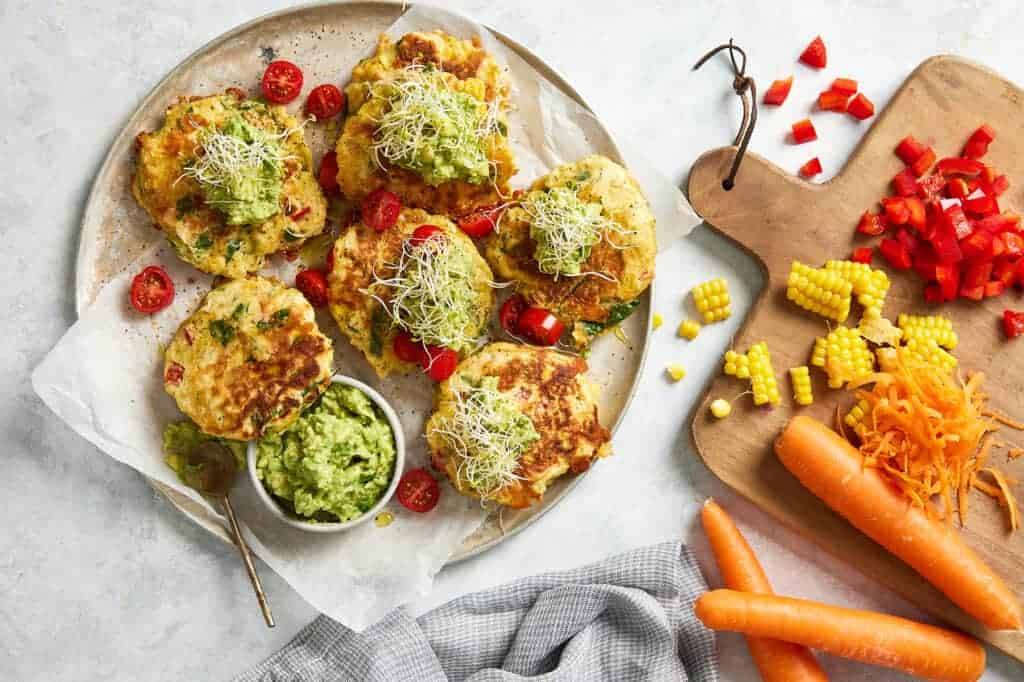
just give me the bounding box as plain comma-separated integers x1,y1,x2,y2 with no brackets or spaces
858,315,902,346
810,337,827,367
897,314,958,350
786,261,853,322
677,319,701,340
666,364,686,381
904,336,958,370
789,366,813,405
723,350,750,379
844,398,871,438
748,341,781,406
709,398,732,419
652,313,664,330
823,326,874,388
692,278,731,323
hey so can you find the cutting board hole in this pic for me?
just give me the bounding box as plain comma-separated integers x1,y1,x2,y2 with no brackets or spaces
722,179,734,191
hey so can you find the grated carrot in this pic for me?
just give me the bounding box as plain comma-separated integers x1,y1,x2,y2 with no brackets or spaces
1009,448,1024,460
984,410,1024,430
844,348,1019,530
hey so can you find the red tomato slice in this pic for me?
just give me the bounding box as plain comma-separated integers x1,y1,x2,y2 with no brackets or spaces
457,209,500,238
130,266,175,314
410,225,444,245
499,294,527,335
361,188,402,232
517,307,564,346
318,151,339,195
421,346,458,382
295,268,328,308
261,61,303,104
393,332,426,364
305,84,345,120
396,468,440,513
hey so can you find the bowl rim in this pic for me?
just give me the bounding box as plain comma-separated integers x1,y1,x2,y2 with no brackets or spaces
246,374,406,533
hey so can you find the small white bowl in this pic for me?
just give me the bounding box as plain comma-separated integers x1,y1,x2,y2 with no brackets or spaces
247,374,405,533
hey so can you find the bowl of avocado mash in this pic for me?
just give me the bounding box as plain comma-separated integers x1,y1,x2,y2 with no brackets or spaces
247,375,404,532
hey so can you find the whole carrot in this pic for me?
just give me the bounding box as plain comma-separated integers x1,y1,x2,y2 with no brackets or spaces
696,589,985,682
701,500,828,682
775,415,1021,631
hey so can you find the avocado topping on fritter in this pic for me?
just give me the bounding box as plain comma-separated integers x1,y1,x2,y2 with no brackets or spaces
370,65,501,186
181,115,290,225
363,233,487,352
429,377,539,497
521,185,636,278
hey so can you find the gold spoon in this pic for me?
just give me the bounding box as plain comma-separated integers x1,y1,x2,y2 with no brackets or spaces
181,442,274,627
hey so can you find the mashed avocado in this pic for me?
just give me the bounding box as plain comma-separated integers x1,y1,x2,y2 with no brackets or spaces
371,67,496,186
163,420,246,479
188,116,285,225
255,383,396,522
524,186,609,277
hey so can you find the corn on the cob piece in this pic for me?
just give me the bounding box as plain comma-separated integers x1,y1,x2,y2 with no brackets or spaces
789,366,814,405
709,398,732,419
748,341,780,406
810,337,828,367
786,262,853,322
823,327,874,388
677,319,701,340
904,337,958,370
844,398,871,438
652,313,663,330
897,314,958,350
825,260,890,319
692,278,731,323
723,350,751,379
666,364,686,381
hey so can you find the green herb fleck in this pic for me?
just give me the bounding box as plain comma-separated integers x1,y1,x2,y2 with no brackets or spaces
209,319,236,346
259,46,276,65
283,230,301,242
225,239,242,261
581,299,641,336
194,232,214,250
369,307,388,356
176,196,196,218
231,303,248,319
274,309,290,321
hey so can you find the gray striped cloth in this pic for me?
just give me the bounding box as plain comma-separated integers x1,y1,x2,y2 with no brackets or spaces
235,542,718,682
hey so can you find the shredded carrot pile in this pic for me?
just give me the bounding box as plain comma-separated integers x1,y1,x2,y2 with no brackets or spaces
846,348,1019,530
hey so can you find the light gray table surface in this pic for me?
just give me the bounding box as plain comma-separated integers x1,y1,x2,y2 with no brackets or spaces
4,1,1023,680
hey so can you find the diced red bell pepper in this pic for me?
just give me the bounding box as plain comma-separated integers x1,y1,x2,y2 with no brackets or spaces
896,227,919,254
1003,310,1024,338
999,232,1024,258
993,257,1019,288
981,164,997,185
763,76,793,106
990,175,1010,196
904,196,926,231
943,204,973,239
960,285,985,300
847,93,875,120
892,169,919,197
962,124,996,159
830,78,858,97
851,247,874,264
895,135,926,165
975,211,1022,234
960,230,993,259
882,197,910,225
930,226,964,263
985,280,1006,298
791,119,817,144
799,36,827,68
818,90,848,112
961,259,994,297
911,148,937,177
938,197,963,212
946,177,969,199
879,238,912,269
798,157,823,178
1017,259,1024,288
856,210,888,236
964,189,998,217
936,157,986,176
914,244,939,281
924,284,945,302
935,262,961,301
916,171,944,198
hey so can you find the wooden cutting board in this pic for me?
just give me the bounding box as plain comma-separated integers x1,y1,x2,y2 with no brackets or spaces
688,55,1024,660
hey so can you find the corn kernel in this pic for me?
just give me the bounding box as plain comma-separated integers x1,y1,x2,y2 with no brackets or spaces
898,314,958,350
904,337,957,370
843,398,871,437
677,319,701,340
789,366,814,405
652,313,663,330
724,350,749,377
666,364,686,381
810,337,827,367
787,261,853,322
692,278,731,323
709,398,732,419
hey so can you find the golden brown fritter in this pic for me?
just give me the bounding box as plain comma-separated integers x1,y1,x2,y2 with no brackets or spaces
163,276,333,440
133,92,327,277
426,342,611,508
335,31,515,217
484,155,656,348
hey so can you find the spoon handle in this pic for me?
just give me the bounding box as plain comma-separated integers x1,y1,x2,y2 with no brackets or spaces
223,495,275,628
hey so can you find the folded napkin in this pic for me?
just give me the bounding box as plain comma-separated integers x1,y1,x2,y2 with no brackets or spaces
235,542,718,682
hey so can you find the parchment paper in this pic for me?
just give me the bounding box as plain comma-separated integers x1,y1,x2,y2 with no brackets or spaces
33,5,701,630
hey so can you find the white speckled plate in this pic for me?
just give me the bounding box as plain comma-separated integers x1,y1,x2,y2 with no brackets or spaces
74,0,650,563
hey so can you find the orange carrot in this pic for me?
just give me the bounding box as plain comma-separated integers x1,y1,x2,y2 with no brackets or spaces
701,500,828,682
775,415,1021,631
695,589,985,682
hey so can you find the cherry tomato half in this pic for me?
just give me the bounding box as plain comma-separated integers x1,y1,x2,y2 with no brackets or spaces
396,468,440,513
457,208,500,238
361,188,401,232
295,268,328,308
421,346,458,382
305,84,345,120
499,294,527,335
261,60,303,104
318,151,339,195
129,265,175,314
410,225,444,245
517,307,564,346
393,331,426,364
